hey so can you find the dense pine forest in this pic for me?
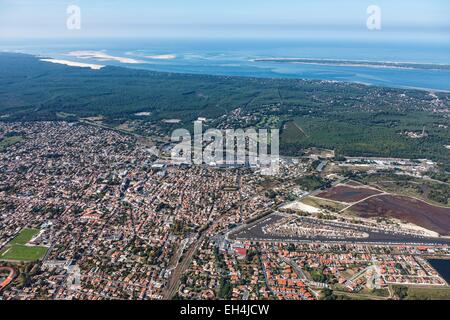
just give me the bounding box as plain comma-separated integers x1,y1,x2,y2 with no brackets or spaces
0,53,449,165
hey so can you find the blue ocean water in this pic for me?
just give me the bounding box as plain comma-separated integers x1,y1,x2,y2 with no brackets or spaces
2,39,450,91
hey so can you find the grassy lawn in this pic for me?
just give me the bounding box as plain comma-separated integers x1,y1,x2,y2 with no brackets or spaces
8,228,40,245
0,228,48,262
0,245,48,262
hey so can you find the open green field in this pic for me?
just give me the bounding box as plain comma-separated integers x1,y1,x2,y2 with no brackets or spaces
0,228,48,262
406,287,450,300
333,291,389,301
0,245,48,262
8,228,40,245
302,196,347,212
392,285,450,300
355,173,450,207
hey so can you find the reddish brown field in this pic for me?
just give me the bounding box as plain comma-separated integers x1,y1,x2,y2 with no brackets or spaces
316,185,382,203
348,195,450,236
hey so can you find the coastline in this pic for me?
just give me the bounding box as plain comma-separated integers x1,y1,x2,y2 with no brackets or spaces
253,57,450,71
31,51,450,93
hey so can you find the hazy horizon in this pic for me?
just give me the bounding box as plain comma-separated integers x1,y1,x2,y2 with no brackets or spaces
1,0,449,42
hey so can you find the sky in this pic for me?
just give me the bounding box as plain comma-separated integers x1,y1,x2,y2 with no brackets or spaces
0,0,449,41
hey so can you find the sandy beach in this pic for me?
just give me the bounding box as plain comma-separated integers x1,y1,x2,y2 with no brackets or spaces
40,59,104,70
68,51,142,64
145,54,177,60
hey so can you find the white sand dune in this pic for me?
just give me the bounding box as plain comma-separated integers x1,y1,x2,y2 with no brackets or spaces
281,201,320,213
68,51,142,64
145,54,176,60
40,59,104,70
